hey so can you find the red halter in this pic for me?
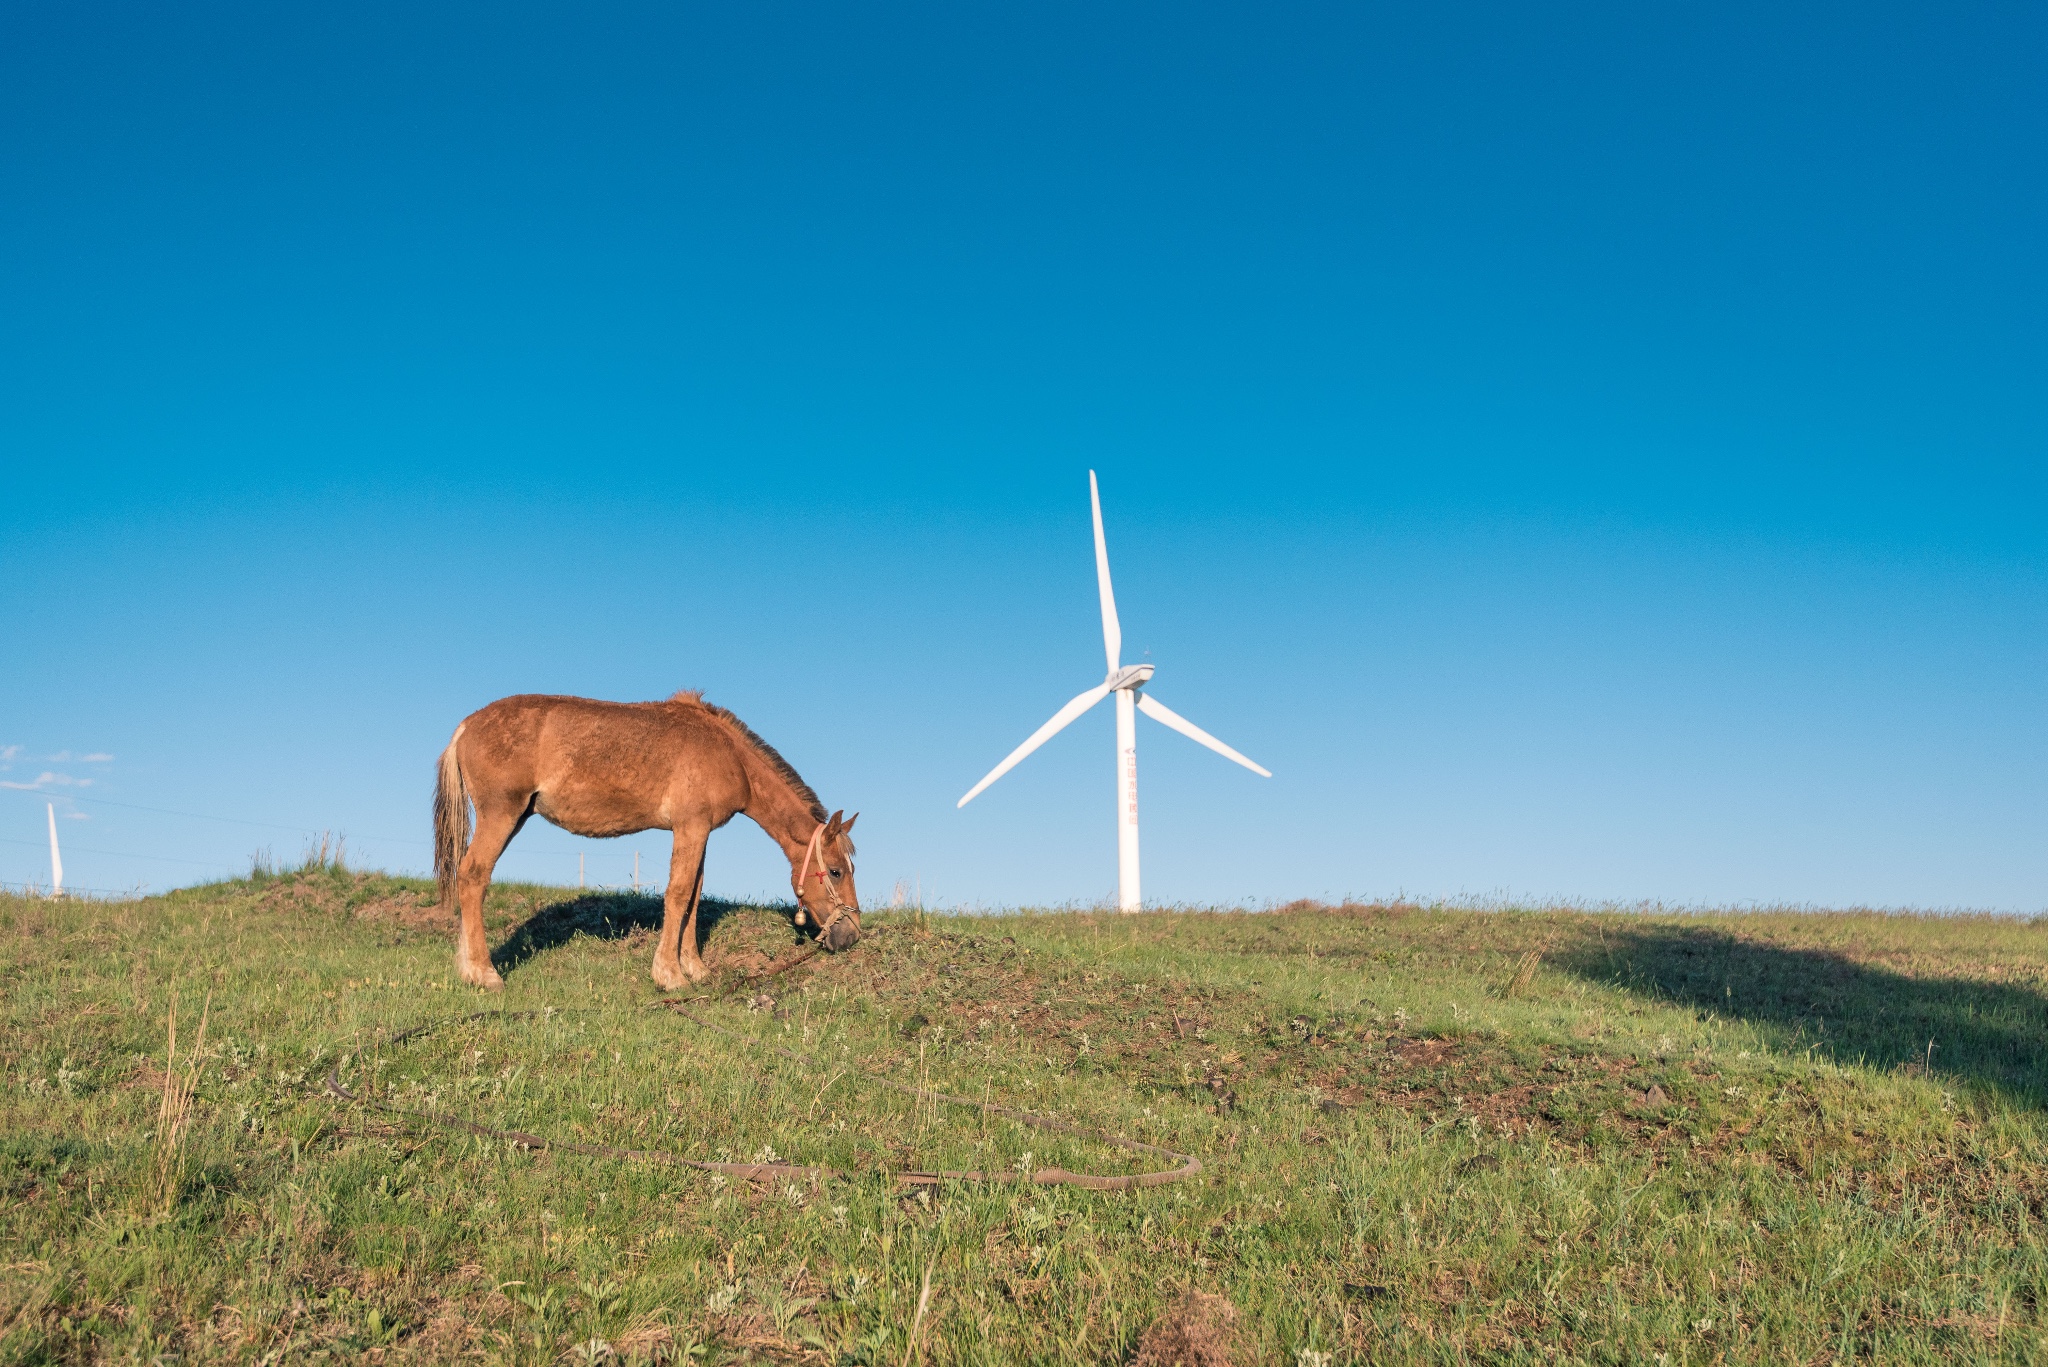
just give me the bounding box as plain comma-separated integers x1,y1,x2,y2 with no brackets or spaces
792,822,856,938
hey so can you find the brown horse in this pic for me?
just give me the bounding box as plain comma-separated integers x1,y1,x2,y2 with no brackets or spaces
432,691,859,990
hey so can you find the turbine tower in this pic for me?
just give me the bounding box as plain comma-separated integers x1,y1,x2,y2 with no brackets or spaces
958,471,1270,911
46,802,63,897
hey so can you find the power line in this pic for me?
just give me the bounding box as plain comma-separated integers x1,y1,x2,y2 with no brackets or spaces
2,788,308,831
0,835,233,868
1,788,430,846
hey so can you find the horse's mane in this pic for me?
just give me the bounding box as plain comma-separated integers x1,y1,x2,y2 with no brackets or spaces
668,690,831,828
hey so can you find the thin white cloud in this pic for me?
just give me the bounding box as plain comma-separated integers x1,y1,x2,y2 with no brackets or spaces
62,811,89,820
0,771,93,791
0,747,111,770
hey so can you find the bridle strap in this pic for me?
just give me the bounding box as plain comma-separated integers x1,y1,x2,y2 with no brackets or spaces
793,821,856,938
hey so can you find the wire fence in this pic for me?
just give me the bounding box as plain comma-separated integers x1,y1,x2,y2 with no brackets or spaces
1,877,150,900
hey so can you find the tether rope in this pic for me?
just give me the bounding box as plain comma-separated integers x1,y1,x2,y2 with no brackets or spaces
322,945,1201,1191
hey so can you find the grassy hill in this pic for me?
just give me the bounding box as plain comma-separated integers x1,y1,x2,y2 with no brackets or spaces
4,869,2047,1364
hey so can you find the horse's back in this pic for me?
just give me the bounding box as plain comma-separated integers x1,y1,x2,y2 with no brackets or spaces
457,693,745,833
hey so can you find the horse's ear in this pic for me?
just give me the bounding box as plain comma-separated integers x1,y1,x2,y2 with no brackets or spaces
826,810,845,835
840,812,857,834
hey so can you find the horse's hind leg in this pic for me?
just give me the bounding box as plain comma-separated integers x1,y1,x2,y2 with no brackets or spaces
653,823,712,989
456,795,531,990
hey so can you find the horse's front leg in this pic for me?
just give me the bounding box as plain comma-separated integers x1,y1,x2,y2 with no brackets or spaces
653,824,712,989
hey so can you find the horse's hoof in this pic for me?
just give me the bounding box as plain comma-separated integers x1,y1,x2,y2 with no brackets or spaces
459,961,504,991
651,957,709,990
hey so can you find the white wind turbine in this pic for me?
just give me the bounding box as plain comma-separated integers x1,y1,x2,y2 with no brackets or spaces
957,470,1270,911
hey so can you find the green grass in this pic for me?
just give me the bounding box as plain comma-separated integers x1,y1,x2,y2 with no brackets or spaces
6,870,2048,1363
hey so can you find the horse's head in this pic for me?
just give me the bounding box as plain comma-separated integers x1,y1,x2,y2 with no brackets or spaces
794,810,861,951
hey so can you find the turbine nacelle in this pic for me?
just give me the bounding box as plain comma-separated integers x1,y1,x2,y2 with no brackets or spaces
1107,664,1154,691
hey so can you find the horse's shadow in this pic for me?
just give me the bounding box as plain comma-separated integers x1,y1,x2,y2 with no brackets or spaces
1547,923,2048,1108
489,892,794,976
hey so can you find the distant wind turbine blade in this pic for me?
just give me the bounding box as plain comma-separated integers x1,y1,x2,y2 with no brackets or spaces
1136,693,1272,777
958,682,1116,807
1089,470,1121,672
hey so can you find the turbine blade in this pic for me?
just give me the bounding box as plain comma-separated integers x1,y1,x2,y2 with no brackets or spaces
1136,693,1272,777
957,682,1116,807
1089,470,1121,672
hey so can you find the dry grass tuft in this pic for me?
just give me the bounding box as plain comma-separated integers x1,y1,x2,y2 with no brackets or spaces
1503,949,1541,998
300,831,347,873
1131,1290,1242,1367
611,1319,672,1353
149,990,209,1212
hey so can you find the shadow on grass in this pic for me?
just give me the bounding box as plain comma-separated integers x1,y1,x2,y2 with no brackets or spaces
1549,924,2048,1107
491,893,789,976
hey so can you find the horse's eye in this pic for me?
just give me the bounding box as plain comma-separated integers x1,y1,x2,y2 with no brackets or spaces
829,868,843,879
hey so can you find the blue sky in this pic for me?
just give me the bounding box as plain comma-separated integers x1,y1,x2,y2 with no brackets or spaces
3,2,2043,909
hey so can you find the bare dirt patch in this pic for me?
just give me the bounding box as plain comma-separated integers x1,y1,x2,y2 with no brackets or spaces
1131,1290,1243,1367
257,873,450,930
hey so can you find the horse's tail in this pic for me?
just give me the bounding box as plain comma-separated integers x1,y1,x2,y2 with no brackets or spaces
433,723,470,912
